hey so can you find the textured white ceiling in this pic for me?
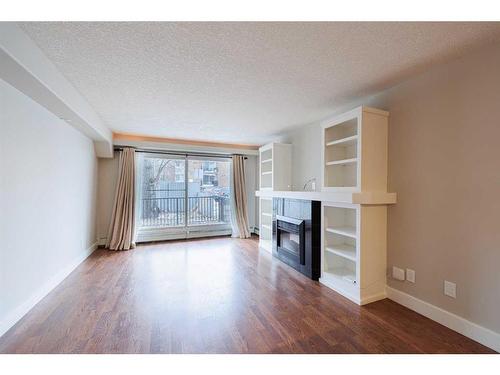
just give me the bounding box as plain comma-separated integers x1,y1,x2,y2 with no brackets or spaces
20,22,500,145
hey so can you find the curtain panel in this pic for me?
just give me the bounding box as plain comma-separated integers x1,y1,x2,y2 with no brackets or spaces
106,148,136,250
230,155,251,238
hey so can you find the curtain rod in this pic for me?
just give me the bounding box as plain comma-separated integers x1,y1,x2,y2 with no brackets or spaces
113,146,248,160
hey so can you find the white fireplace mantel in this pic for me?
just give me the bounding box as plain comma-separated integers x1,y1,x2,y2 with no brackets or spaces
255,190,396,205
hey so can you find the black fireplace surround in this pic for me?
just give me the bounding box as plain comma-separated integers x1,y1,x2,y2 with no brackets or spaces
272,198,321,280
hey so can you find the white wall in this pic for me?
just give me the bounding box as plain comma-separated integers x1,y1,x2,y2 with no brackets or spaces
96,153,259,243
277,43,500,336
0,23,113,156
0,79,98,336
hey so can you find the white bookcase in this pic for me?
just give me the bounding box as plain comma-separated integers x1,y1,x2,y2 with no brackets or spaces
259,197,273,252
259,142,292,191
320,106,393,305
258,142,292,252
321,202,387,305
321,106,388,192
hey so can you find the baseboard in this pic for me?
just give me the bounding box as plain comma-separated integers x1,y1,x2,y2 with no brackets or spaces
386,286,500,352
187,230,232,239
136,226,256,243
319,277,361,305
0,241,98,338
360,291,387,305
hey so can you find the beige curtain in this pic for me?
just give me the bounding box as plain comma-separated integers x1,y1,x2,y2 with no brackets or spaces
231,155,251,239
106,148,136,250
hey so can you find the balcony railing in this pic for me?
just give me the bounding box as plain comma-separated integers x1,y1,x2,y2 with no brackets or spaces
140,195,231,228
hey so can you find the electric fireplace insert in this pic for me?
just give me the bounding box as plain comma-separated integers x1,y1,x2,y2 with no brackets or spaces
272,198,321,280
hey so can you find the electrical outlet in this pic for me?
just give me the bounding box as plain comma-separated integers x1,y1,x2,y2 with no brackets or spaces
406,268,415,283
444,280,456,298
392,266,405,281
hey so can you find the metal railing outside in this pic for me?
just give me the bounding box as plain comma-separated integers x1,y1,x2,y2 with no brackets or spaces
140,195,231,227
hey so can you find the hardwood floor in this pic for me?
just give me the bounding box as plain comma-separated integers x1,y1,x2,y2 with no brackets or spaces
0,236,494,354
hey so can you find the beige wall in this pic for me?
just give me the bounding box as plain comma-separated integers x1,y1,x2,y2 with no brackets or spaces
280,43,500,334
96,153,119,244
0,79,98,335
96,153,258,243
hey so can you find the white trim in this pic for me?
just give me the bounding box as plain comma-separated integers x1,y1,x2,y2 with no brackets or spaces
361,291,387,305
0,241,98,338
256,189,396,204
319,277,360,304
187,230,232,239
136,227,233,243
137,232,187,242
111,226,252,245
386,286,500,352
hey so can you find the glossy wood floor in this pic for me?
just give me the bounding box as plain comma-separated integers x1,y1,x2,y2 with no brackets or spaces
0,236,494,354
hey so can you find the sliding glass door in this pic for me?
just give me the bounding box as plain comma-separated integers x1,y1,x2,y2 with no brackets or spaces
137,153,231,241
139,154,186,229
187,157,231,226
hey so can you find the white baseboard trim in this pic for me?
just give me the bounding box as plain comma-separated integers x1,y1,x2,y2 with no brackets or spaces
360,291,387,305
187,230,232,239
386,286,500,352
0,241,98,338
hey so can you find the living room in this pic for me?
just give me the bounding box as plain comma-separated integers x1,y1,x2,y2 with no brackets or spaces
1,1,499,372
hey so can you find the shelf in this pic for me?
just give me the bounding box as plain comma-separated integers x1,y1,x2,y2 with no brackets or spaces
319,106,391,306
261,171,272,175
325,245,356,262
326,226,356,239
324,117,358,144
261,158,272,163
323,268,357,284
326,135,358,147
326,158,358,166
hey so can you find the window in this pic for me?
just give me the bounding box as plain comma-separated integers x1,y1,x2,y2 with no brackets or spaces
174,162,184,182
139,155,186,227
187,158,230,225
201,161,217,186
137,154,231,238
203,174,216,186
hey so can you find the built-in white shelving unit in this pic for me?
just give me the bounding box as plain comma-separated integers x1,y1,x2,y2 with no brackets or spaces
320,106,393,305
321,106,388,192
259,142,292,191
258,142,292,252
325,158,358,166
325,244,356,262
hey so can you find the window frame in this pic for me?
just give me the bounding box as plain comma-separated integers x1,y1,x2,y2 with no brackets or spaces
136,152,232,242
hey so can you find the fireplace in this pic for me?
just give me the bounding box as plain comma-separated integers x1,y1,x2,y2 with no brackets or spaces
272,198,320,280
276,215,305,265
